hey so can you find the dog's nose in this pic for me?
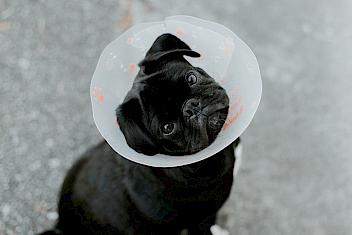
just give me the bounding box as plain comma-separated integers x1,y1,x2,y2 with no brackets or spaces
183,98,201,118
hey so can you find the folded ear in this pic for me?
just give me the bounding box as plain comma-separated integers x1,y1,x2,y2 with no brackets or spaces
138,33,200,74
116,97,159,156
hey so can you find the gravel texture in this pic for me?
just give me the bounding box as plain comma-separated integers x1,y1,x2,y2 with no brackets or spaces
1,0,352,234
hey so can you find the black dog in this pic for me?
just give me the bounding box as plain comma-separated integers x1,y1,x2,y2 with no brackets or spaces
39,34,240,235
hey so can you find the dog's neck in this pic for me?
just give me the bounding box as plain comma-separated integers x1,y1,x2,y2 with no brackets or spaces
159,143,235,184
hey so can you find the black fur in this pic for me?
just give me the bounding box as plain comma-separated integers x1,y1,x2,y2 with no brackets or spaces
39,34,239,235
39,140,239,235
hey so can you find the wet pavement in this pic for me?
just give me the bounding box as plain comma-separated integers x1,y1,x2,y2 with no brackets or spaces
1,0,352,234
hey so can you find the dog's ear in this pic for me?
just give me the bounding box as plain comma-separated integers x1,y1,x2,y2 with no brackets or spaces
138,33,200,74
116,97,159,156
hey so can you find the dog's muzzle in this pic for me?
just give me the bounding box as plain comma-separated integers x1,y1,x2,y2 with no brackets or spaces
182,97,202,119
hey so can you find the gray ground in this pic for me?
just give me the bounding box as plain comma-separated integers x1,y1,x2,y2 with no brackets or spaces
1,0,352,234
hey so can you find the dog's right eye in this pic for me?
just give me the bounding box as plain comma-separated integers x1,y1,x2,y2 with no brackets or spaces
185,72,197,85
161,123,175,135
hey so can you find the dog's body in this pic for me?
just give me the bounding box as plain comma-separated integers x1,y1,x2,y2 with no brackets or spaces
42,139,239,235
40,34,239,234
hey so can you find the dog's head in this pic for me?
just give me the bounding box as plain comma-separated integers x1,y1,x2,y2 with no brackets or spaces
116,34,229,156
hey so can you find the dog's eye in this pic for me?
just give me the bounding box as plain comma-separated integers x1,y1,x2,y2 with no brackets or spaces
161,123,175,135
186,72,197,85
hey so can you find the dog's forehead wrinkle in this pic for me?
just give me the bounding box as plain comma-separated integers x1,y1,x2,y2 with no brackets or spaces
144,78,189,107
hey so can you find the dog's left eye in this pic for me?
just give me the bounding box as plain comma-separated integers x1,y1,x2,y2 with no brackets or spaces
186,72,197,85
161,123,175,135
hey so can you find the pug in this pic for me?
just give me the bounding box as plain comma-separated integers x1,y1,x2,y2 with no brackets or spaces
39,34,240,235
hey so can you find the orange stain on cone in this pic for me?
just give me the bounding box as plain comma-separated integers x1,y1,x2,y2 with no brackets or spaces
93,87,105,104
126,36,134,45
223,96,244,130
175,27,185,37
128,63,137,74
